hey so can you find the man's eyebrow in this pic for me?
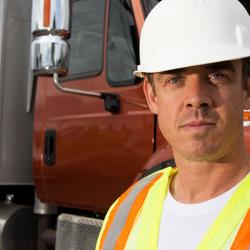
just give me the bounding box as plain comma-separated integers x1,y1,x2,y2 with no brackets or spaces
205,61,236,72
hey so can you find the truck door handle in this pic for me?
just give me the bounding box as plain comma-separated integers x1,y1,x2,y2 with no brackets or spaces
44,129,56,166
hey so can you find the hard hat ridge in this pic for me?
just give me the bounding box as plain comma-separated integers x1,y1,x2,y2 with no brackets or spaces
134,0,250,77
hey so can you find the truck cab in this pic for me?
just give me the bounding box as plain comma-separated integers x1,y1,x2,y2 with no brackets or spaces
33,0,156,212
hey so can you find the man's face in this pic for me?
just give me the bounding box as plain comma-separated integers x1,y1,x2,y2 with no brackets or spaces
144,60,249,162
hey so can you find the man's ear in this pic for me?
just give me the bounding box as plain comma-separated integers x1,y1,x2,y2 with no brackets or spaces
143,79,159,114
244,77,250,109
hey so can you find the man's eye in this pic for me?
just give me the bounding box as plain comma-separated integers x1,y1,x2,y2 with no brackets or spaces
208,72,228,83
168,76,184,84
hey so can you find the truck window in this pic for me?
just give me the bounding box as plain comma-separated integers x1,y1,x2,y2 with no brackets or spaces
142,0,249,16
239,0,250,14
107,0,140,87
67,0,105,78
141,0,161,16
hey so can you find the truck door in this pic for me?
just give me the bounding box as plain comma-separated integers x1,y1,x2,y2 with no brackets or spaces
33,0,154,212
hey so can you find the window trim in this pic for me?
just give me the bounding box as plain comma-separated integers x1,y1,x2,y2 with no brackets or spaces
62,0,107,82
106,0,140,88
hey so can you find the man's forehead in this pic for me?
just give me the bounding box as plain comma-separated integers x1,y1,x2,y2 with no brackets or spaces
157,60,237,75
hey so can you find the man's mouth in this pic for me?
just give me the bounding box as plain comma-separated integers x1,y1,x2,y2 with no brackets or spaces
180,120,216,131
183,120,216,126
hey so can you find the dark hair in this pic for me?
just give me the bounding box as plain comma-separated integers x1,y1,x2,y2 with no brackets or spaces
146,73,155,93
147,73,154,85
242,58,250,90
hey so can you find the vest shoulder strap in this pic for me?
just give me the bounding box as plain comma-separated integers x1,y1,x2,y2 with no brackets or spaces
198,174,250,249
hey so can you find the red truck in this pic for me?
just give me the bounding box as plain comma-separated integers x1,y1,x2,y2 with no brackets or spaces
1,0,250,249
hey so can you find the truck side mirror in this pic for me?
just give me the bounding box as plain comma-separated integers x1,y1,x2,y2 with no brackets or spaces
31,0,70,76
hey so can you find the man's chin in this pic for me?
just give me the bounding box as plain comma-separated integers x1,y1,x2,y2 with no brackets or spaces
175,143,222,162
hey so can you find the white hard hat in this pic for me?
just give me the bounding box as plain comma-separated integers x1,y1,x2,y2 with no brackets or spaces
134,0,250,78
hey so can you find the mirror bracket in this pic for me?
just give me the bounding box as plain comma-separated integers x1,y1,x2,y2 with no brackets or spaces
53,73,120,114
100,92,120,114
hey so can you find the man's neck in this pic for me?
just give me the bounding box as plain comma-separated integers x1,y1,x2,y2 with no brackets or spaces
170,149,250,204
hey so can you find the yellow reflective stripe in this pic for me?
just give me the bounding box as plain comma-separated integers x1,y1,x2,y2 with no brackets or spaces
125,167,177,250
197,174,250,250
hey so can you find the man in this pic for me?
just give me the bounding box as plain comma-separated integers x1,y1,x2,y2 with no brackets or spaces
96,0,250,249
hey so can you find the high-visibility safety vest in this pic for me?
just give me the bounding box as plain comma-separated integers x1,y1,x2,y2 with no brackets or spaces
96,167,250,250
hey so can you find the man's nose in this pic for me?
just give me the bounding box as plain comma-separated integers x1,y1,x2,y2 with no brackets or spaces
183,75,213,110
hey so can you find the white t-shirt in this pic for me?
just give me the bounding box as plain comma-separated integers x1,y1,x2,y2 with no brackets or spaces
158,184,238,250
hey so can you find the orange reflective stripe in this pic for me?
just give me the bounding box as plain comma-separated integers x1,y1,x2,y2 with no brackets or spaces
44,0,51,27
99,182,137,250
114,173,163,250
231,209,250,250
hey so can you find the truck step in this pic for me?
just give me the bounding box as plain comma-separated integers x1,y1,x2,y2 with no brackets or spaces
55,213,103,250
